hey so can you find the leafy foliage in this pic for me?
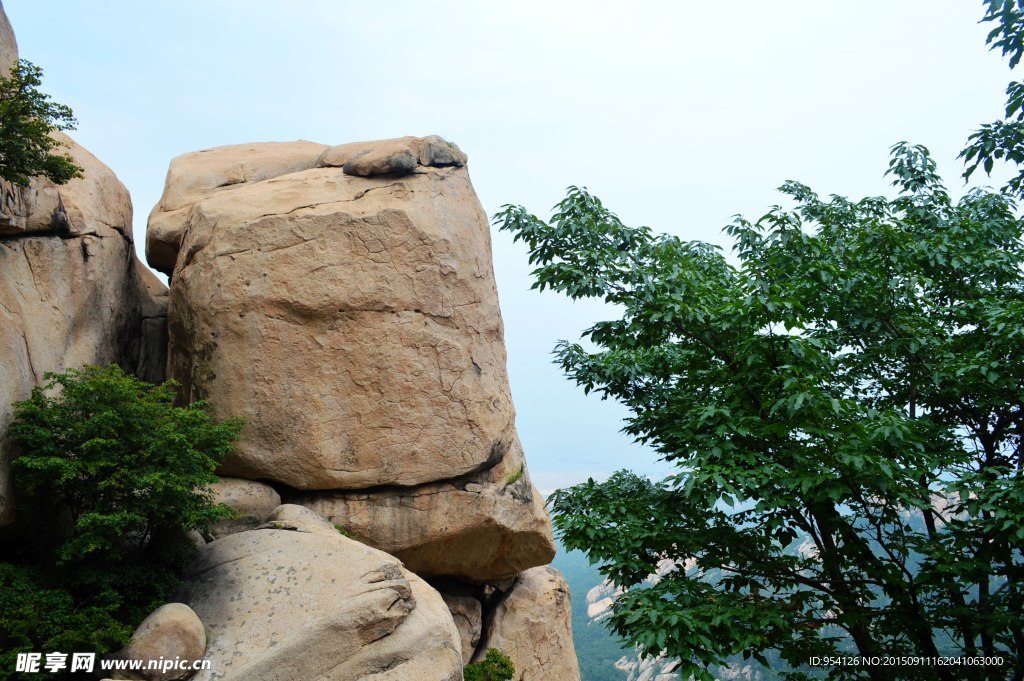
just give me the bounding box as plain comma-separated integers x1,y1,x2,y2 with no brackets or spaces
0,365,242,681
464,648,516,681
0,59,80,186
961,0,1024,198
495,143,1024,680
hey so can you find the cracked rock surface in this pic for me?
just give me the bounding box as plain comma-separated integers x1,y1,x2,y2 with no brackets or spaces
152,137,534,496
150,136,554,581
298,437,554,583
473,566,582,681
174,505,462,681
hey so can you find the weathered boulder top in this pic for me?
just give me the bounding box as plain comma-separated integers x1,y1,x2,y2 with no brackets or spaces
146,135,467,275
148,135,528,492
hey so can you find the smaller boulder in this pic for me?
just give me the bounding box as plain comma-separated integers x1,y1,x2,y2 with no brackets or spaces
413,135,468,167
108,603,206,681
207,477,280,540
257,503,339,537
342,142,418,176
315,135,467,176
475,566,581,681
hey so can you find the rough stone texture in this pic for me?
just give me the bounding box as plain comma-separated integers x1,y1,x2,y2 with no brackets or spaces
127,257,169,384
475,566,581,681
146,140,328,275
297,439,554,582
0,1,16,73
439,589,482,665
174,505,463,681
207,477,281,540
108,603,206,681
317,135,467,173
342,141,418,177
154,137,520,494
0,130,166,525
0,129,133,238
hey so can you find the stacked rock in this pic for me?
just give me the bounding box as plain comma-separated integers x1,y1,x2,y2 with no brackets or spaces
144,136,581,680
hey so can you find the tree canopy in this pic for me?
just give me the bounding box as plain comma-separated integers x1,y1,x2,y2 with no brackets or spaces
495,5,1024,674
0,59,81,186
496,139,1023,678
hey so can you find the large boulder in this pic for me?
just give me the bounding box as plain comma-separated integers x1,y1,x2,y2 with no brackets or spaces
475,567,581,681
151,136,522,494
0,129,167,525
174,505,463,681
297,439,554,583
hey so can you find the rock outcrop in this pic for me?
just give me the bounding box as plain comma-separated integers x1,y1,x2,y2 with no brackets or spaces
614,656,682,681
475,566,581,681
155,137,518,493
585,585,617,622
298,440,553,582
0,2,577,677
0,6,168,524
148,135,555,582
0,133,168,525
174,505,463,681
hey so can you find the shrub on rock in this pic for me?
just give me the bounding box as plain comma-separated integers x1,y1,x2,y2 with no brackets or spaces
464,649,515,681
0,365,242,680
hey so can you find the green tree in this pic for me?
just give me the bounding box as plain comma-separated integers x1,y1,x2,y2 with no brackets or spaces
962,0,1024,199
464,649,515,681
0,59,81,186
0,365,242,681
495,143,1024,679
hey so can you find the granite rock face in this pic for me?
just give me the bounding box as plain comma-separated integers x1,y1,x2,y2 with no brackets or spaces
475,566,581,681
0,0,15,72
148,135,555,582
146,141,328,275
0,128,168,525
440,591,482,665
174,505,463,681
297,439,554,582
155,136,519,494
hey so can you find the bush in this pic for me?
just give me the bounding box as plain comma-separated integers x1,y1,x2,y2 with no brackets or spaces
464,649,515,681
0,365,243,680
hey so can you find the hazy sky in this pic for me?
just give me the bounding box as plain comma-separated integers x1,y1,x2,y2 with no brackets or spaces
5,1,1015,491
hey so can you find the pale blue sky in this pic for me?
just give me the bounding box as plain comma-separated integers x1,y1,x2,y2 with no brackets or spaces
5,1,1014,491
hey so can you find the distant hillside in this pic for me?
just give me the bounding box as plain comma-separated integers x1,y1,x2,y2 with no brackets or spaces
551,547,630,681
553,544,829,680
